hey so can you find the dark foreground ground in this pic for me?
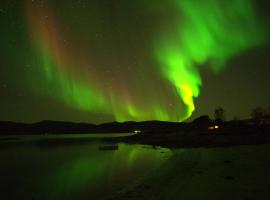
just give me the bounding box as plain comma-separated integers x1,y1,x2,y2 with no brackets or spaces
1,127,270,200
108,143,270,200
102,129,270,200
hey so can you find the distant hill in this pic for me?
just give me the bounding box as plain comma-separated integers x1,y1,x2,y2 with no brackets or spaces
0,120,190,134
0,118,269,135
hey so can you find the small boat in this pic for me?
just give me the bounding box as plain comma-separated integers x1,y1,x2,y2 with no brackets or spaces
98,145,118,151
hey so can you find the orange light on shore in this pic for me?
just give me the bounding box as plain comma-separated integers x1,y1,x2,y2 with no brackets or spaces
208,125,219,130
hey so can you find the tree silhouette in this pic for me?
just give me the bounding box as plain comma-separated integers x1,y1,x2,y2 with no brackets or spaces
214,106,225,123
251,107,270,124
251,107,266,120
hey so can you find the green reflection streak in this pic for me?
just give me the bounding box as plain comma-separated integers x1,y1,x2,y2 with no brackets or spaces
47,143,171,200
156,0,266,120
47,157,105,200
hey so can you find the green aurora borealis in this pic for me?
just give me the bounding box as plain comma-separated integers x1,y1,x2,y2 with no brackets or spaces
155,0,266,120
1,0,270,123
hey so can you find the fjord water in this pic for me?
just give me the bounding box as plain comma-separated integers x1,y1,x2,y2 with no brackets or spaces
0,134,171,200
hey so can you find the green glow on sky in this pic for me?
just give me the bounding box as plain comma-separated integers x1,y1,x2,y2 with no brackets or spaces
155,0,266,120
23,0,267,122
25,2,107,113
46,143,172,199
38,46,106,112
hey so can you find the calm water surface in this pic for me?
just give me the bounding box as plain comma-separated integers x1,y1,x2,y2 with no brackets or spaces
0,134,172,200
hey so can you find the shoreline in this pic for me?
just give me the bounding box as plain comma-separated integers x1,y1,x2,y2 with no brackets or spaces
1,131,270,149
107,143,270,200
107,131,270,149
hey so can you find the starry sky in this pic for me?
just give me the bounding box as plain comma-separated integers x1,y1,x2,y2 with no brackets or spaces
0,0,270,123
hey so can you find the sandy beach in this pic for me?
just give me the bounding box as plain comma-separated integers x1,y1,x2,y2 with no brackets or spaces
108,144,270,200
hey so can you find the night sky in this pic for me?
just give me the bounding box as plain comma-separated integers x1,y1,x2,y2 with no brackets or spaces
0,0,270,123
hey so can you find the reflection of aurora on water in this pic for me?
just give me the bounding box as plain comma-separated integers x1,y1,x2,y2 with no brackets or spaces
44,143,172,200
22,0,267,122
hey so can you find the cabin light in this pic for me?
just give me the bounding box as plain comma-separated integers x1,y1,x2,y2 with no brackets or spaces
208,125,219,130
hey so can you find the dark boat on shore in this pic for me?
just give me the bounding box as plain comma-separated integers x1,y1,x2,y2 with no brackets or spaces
98,145,119,151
